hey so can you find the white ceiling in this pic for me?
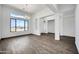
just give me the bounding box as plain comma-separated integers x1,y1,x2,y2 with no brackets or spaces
57,4,76,12
7,4,76,16
8,4,47,14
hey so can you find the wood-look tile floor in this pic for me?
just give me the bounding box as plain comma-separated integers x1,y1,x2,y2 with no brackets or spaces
0,33,78,54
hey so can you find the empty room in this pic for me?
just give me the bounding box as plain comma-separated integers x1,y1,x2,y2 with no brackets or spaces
0,4,79,54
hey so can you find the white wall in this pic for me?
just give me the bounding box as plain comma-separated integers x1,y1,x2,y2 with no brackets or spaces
75,4,79,52
40,18,45,33
1,5,31,38
48,20,55,33
0,5,2,39
62,16,75,37
57,8,75,37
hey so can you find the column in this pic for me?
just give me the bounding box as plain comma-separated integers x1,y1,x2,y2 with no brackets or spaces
55,13,60,40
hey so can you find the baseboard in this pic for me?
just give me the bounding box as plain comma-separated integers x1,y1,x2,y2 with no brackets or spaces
48,32,55,34
60,35,75,38
60,34,75,37
1,33,33,40
41,32,55,34
75,42,79,53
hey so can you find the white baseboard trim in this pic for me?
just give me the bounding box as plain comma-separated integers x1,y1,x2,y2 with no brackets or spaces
75,41,79,53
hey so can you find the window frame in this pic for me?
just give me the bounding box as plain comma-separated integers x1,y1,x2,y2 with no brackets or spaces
10,18,29,32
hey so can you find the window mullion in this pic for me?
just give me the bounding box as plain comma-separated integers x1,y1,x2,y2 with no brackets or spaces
24,20,26,31
15,19,17,32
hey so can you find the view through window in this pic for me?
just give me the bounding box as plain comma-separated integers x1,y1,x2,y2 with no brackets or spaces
10,18,28,32
10,13,29,32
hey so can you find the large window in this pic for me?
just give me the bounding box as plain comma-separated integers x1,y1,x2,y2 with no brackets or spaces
10,18,29,32
16,19,24,31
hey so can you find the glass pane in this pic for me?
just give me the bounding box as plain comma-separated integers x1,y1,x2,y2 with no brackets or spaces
10,13,25,19
25,20,28,31
11,19,15,32
16,20,24,31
